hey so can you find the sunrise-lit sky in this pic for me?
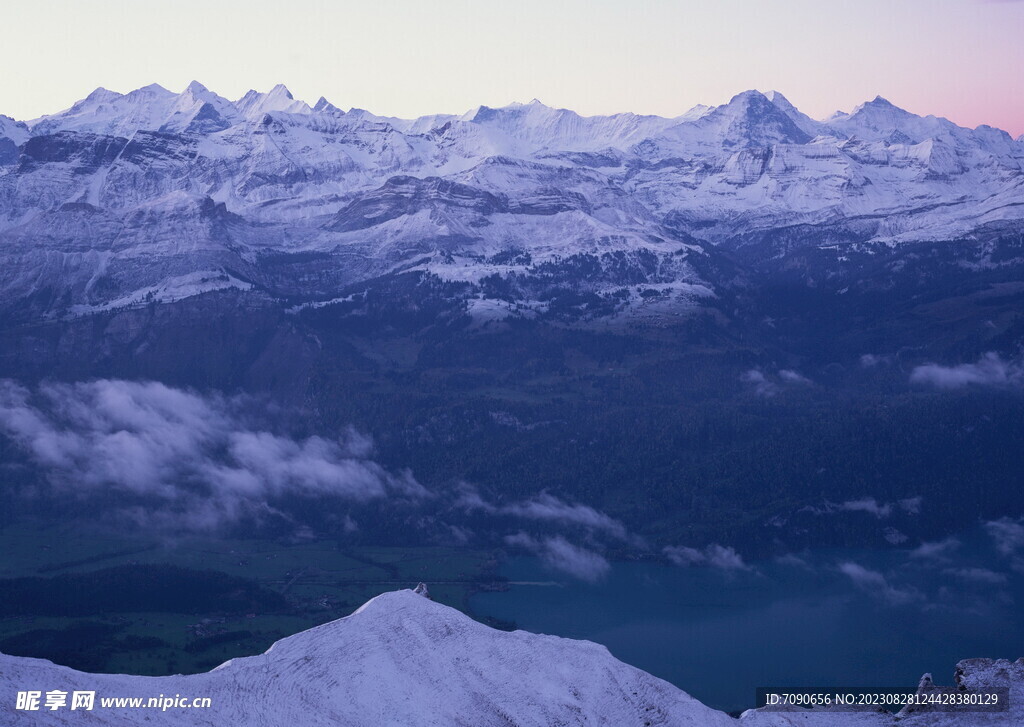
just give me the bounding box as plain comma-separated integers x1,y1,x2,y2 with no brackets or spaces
2,0,1022,136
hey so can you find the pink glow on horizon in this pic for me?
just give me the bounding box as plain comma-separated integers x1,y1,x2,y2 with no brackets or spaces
0,0,1021,138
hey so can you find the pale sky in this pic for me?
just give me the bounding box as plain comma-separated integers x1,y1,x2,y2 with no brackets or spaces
2,0,1022,136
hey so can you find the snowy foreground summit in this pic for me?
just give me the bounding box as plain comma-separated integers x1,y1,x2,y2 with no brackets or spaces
1,587,1021,726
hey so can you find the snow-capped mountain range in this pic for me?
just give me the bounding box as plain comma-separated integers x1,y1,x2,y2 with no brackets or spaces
1,83,1022,320
1,588,1020,726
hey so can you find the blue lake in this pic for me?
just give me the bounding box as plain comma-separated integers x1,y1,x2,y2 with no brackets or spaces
470,543,1024,713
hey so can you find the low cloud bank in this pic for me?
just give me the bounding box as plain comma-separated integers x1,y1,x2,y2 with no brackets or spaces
859,353,892,368
664,543,750,571
910,353,1024,389
944,567,1007,585
909,537,961,561
802,496,921,519
456,486,630,541
0,379,636,581
505,533,611,582
838,562,921,606
0,379,425,529
985,517,1024,571
778,369,811,384
740,368,812,397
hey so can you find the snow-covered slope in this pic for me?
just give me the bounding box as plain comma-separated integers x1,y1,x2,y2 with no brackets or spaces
1,84,1022,319
0,588,735,727
1,588,1020,726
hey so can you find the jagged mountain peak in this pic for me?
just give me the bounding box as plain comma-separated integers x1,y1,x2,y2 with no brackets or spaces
82,86,123,104
313,96,343,114
28,83,188,138
867,94,898,107
471,99,569,121
236,84,310,118
175,82,218,105
730,89,770,102
183,80,210,96
846,95,914,121
16,83,1022,149
159,83,238,134
717,90,789,118
268,83,294,99
46,86,127,121
688,89,813,146
677,103,712,122
826,95,947,144
715,90,777,117
764,89,794,109
132,83,173,97
974,123,1011,139
3,79,1024,313
764,89,833,138
0,114,29,144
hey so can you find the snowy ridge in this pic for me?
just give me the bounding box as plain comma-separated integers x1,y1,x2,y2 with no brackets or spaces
0,588,1020,726
0,588,733,727
1,84,1023,317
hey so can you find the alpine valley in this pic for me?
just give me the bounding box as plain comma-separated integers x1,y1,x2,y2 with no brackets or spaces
2,84,1023,551
1,84,1024,722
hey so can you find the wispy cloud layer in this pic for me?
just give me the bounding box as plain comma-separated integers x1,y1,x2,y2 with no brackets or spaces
664,544,750,571
0,379,636,580
456,486,629,541
909,537,961,561
505,532,611,582
943,567,1007,585
859,353,892,368
910,353,1024,389
838,561,921,606
0,379,425,529
802,496,921,519
985,517,1024,571
741,368,812,397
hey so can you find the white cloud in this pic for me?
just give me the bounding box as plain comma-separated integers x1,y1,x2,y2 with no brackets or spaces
775,553,813,569
883,527,908,545
664,543,750,570
0,379,426,530
502,493,628,540
838,562,921,606
740,369,777,397
741,368,813,396
899,497,923,515
910,353,1024,389
909,537,961,561
860,354,891,368
838,498,893,518
943,567,1007,585
985,517,1024,568
457,486,628,540
802,496,921,519
778,369,811,385
505,532,610,582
